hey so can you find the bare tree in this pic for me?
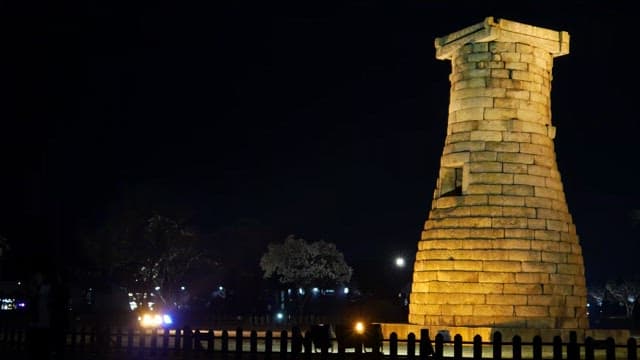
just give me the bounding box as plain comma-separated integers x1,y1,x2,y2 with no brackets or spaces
605,279,640,318
84,213,216,311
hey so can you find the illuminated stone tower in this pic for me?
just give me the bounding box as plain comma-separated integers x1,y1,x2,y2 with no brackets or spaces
409,17,588,330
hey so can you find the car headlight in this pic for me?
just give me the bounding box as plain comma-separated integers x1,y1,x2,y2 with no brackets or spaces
138,312,173,328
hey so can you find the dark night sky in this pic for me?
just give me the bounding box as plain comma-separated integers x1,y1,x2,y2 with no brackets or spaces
1,1,638,285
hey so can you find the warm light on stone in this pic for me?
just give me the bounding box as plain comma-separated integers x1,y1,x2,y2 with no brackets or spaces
409,17,588,330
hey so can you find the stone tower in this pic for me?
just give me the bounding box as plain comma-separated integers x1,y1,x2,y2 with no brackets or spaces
409,17,588,330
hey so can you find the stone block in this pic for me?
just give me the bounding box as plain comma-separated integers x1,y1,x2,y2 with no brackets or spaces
485,141,520,152
477,119,509,131
469,151,498,161
488,195,525,206
437,270,480,282
521,261,556,273
484,107,517,120
473,304,515,316
502,184,535,196
502,206,536,217
486,294,527,305
515,305,548,317
492,238,530,249
482,260,522,272
515,272,549,284
520,143,552,156
497,152,535,165
470,130,503,141
478,272,515,283
492,217,528,228
469,172,514,185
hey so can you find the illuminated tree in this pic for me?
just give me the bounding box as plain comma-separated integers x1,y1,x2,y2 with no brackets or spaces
259,234,352,320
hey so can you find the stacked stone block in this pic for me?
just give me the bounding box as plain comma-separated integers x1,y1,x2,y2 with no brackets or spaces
409,17,588,329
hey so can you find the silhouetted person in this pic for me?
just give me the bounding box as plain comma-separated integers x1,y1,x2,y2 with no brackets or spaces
26,269,53,360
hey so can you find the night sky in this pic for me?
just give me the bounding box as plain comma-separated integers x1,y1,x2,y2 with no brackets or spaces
1,1,638,286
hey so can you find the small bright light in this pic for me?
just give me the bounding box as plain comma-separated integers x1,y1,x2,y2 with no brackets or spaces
128,292,133,297
298,288,304,295
276,312,284,320
129,301,138,311
343,287,349,294
312,287,319,294
395,257,405,267
154,286,160,291
218,286,224,291
163,314,173,325
355,321,365,334
17,281,21,286
180,286,186,291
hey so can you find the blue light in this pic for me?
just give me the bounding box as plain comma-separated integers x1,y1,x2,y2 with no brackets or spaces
163,314,173,325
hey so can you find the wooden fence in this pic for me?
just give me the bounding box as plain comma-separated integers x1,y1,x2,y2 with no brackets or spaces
1,324,639,359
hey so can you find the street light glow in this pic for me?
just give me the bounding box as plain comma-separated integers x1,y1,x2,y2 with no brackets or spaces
395,257,405,267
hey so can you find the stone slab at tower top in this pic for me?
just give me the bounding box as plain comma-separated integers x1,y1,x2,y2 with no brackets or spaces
408,16,589,331
435,17,569,60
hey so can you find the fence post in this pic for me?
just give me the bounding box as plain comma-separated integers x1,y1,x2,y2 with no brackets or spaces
139,328,147,359
512,335,522,360
236,327,243,358
292,326,302,358
585,336,595,360
627,337,637,360
280,330,288,360
473,334,482,360
222,329,229,354
568,330,578,360
251,329,258,354
303,330,313,360
493,331,502,360
163,327,170,355
434,333,444,360
151,328,158,356
126,327,133,354
552,335,562,360
389,332,398,360
183,326,192,359
420,328,433,359
453,334,463,360
407,332,416,360
265,330,273,360
175,327,182,352
194,329,203,352
533,335,542,360
606,337,615,360
207,329,215,354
